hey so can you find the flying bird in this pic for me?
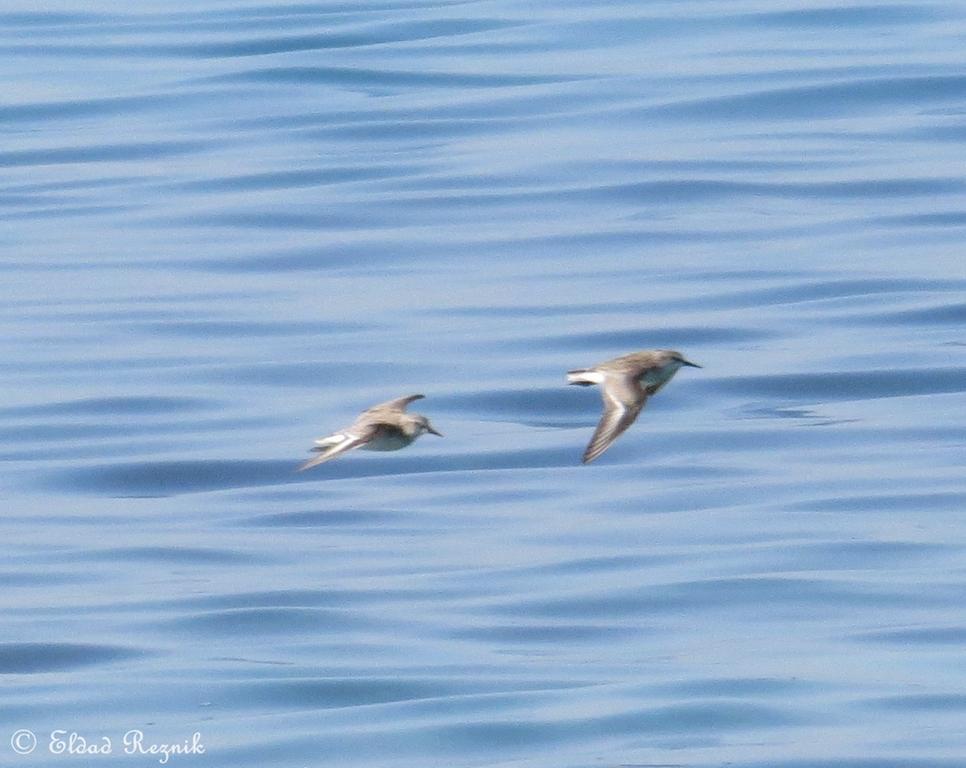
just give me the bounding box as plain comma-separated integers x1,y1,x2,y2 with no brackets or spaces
297,394,442,471
567,349,701,464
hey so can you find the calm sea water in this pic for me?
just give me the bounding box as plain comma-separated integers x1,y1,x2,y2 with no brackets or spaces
2,2,966,766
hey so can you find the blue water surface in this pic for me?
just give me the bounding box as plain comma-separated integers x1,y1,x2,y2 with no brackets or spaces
2,1,966,766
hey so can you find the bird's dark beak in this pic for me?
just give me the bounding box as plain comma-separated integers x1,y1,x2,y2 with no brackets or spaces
427,424,443,437
681,358,702,368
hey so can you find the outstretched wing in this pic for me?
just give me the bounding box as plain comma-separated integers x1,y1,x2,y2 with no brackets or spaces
365,394,425,413
296,421,379,471
582,374,646,464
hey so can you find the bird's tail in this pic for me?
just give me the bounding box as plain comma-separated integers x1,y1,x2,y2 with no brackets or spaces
567,369,604,386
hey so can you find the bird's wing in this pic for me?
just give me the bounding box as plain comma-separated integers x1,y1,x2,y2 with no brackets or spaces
365,394,425,413
582,374,647,464
297,422,379,471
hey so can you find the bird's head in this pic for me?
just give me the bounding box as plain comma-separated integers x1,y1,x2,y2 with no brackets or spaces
665,350,702,370
416,416,443,437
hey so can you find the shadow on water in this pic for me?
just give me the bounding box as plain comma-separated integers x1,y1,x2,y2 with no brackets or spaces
43,447,578,496
669,278,966,311
69,546,259,565
417,704,798,751
867,694,966,712
853,301,966,325
0,91,225,124
499,576,931,620
710,367,966,401
789,491,966,514
176,164,430,193
238,508,410,528
853,626,966,646
0,395,215,418
0,642,143,673
199,66,581,88
454,623,637,644
642,75,966,122
164,607,372,636
0,140,209,167
216,677,491,710
156,588,430,612
12,18,526,59
749,5,943,27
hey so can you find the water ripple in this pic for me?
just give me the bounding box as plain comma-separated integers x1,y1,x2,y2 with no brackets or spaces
712,367,966,401
0,140,210,167
644,75,966,121
167,607,373,636
202,66,580,89
0,642,143,673
44,448,581,496
501,577,928,620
